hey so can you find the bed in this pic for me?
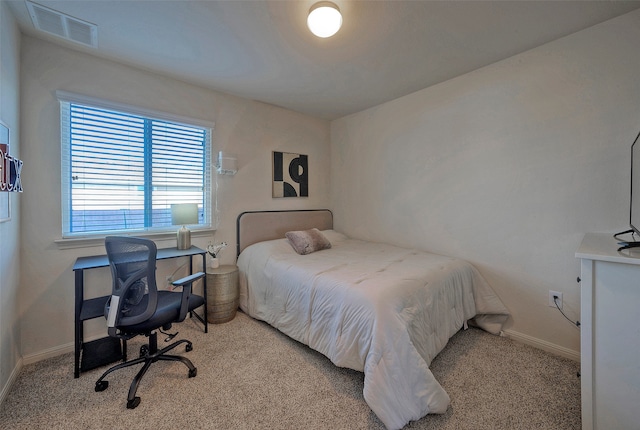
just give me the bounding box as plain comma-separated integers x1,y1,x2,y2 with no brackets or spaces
236,210,509,429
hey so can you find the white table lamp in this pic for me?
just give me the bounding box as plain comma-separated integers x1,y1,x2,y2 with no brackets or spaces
171,203,198,249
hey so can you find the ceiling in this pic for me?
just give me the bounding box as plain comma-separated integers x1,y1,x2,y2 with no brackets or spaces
7,0,640,120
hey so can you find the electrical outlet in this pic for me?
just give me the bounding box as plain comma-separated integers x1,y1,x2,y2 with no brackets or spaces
549,290,563,309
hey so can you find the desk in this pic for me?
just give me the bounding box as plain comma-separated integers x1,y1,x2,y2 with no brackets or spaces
73,245,208,378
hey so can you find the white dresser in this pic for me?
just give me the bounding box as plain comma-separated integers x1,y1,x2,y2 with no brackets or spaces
576,233,640,430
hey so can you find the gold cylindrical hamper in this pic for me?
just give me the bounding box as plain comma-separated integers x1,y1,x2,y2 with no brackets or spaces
206,265,239,324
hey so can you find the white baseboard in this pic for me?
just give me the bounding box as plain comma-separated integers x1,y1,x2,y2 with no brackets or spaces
22,341,75,366
2,334,112,406
20,331,581,365
502,329,580,362
0,357,23,406
2,334,104,405
21,331,122,367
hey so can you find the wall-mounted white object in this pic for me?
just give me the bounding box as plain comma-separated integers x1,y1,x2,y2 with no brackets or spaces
217,151,238,175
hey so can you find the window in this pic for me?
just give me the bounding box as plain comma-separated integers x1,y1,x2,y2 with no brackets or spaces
59,92,212,238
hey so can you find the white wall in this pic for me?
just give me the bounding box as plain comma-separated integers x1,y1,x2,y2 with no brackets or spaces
19,36,330,360
12,4,640,372
0,1,22,400
330,10,640,357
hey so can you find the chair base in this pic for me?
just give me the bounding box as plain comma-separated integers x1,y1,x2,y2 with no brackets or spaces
94,331,197,409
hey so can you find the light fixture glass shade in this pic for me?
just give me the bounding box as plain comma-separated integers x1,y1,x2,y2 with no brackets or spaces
307,1,342,38
171,203,198,249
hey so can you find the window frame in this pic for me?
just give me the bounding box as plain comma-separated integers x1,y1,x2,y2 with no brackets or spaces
57,91,215,241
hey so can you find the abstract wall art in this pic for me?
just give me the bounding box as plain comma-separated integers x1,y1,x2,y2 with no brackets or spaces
272,151,308,198
0,121,10,221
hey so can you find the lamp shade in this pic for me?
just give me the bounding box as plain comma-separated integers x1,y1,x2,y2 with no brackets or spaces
307,1,342,38
171,203,198,226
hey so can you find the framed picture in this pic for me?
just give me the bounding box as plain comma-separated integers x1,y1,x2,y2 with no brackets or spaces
0,120,10,222
272,151,308,198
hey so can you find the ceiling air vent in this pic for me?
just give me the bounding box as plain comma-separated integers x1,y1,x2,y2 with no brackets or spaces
26,1,97,48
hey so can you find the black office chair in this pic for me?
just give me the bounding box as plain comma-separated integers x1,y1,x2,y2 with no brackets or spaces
94,236,205,409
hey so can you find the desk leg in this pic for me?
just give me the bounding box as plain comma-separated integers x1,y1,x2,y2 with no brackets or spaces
187,254,208,333
202,253,208,333
74,269,84,378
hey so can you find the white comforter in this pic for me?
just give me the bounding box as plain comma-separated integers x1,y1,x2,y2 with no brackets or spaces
237,230,509,429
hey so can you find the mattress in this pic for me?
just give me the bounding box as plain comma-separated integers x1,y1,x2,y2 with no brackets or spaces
237,230,509,429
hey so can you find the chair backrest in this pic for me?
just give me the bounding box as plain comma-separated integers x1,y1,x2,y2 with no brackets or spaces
104,236,159,335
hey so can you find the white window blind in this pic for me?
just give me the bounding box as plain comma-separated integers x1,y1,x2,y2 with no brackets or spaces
59,93,212,238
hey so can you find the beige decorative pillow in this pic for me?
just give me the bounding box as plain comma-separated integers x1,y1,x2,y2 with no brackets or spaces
285,228,332,255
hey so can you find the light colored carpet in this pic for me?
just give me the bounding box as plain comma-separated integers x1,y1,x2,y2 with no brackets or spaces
0,312,581,429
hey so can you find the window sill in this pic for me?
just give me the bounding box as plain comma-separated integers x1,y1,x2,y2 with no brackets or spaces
54,228,215,250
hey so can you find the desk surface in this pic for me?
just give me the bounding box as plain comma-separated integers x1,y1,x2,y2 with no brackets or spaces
73,246,206,271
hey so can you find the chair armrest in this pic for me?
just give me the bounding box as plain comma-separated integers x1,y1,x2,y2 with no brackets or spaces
172,272,205,287
172,271,205,321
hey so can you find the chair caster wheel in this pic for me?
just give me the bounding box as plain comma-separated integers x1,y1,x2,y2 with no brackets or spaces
185,343,193,352
95,381,108,392
189,368,197,378
140,345,149,357
127,397,141,409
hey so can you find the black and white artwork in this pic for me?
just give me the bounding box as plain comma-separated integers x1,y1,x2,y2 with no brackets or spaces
272,151,308,198
0,121,10,222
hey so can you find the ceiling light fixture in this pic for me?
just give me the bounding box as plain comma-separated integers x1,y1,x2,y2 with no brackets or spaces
307,1,342,38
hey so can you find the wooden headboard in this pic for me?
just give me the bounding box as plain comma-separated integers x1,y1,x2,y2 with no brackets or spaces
236,209,333,255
